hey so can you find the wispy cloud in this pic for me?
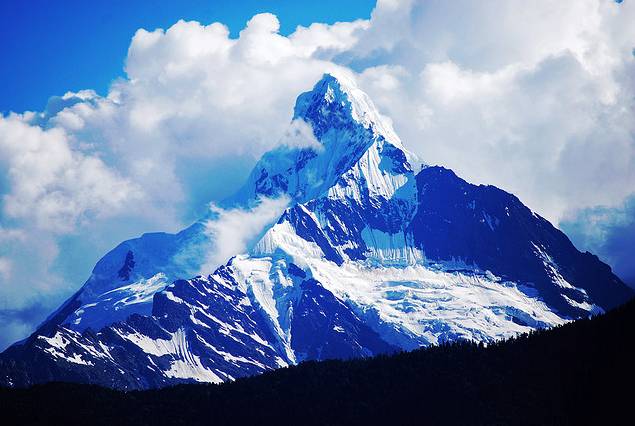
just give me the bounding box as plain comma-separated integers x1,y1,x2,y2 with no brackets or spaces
201,196,290,273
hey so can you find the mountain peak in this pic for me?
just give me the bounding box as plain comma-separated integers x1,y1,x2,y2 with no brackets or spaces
229,73,416,205
2,72,633,391
293,73,404,150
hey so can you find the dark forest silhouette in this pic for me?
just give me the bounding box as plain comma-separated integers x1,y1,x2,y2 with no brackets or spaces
2,297,634,425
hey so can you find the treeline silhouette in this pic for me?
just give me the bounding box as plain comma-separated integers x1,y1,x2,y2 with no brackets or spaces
3,298,635,425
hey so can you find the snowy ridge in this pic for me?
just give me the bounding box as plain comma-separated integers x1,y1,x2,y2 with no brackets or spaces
294,73,405,151
6,252,390,389
41,222,214,336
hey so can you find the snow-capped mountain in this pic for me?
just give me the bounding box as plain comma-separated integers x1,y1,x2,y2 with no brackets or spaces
1,74,632,389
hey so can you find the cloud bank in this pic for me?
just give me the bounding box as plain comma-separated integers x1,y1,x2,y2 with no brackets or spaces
1,1,634,349
354,0,635,221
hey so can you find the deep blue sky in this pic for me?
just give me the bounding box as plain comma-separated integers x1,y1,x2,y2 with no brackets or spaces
0,0,374,114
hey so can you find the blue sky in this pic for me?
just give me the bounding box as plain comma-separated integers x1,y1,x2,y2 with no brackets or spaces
0,0,374,113
0,0,633,351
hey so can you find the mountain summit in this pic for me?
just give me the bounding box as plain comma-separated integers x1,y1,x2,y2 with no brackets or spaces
1,74,632,389
232,73,415,205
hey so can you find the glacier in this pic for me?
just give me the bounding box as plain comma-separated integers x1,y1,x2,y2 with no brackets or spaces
1,73,632,389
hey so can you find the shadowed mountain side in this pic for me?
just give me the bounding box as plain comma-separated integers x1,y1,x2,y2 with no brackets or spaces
410,166,633,316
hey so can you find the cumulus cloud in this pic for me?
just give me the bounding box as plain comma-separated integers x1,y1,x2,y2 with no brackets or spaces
0,115,141,232
353,0,635,222
45,14,366,213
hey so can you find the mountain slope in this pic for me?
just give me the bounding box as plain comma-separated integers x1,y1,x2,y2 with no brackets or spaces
1,73,632,389
1,258,395,389
409,166,632,316
3,298,634,426
36,223,209,337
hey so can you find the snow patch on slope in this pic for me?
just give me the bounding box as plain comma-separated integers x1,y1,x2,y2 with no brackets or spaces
299,257,566,347
38,328,112,365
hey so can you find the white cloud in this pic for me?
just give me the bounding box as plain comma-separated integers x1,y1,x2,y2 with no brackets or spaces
353,0,635,222
46,14,367,214
290,20,370,58
201,196,290,271
279,119,322,150
0,115,142,232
